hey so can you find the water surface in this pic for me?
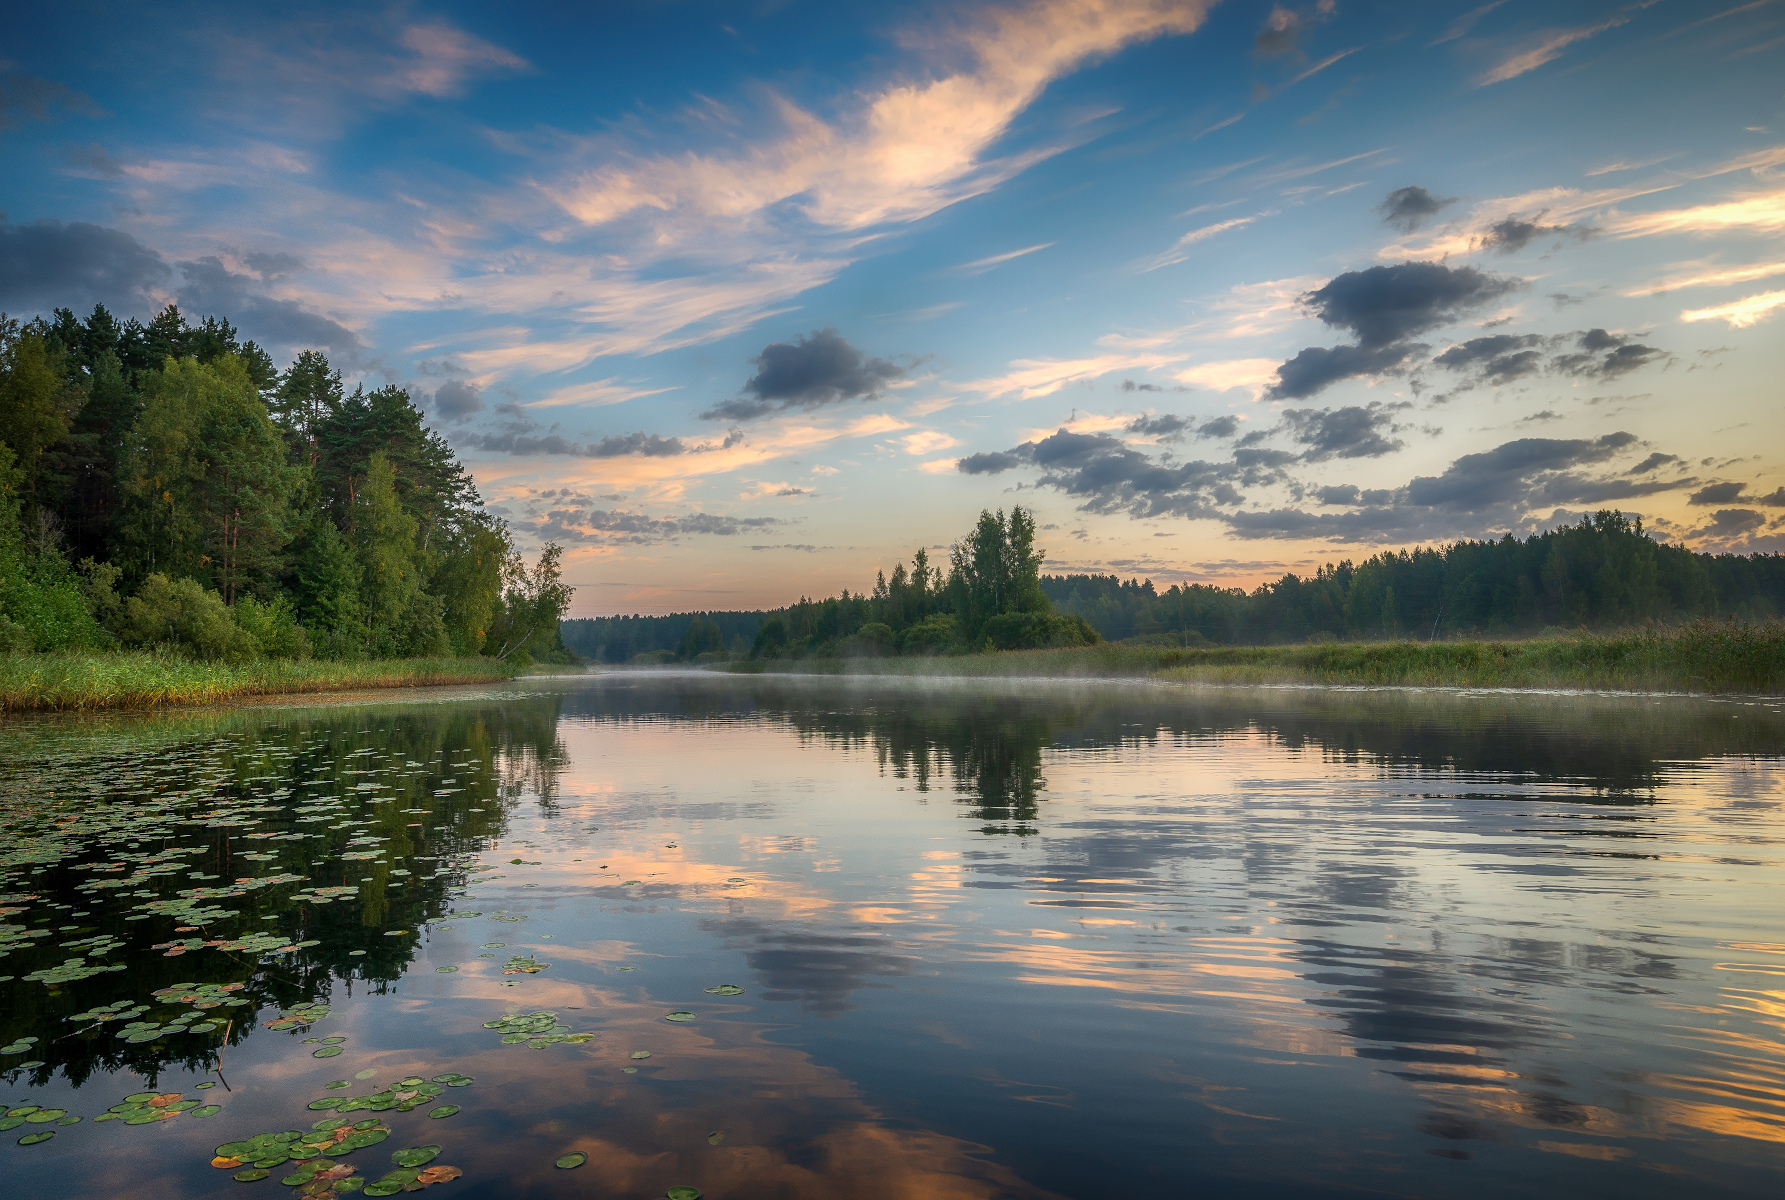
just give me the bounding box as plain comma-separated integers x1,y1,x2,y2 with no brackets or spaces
2,672,1783,1198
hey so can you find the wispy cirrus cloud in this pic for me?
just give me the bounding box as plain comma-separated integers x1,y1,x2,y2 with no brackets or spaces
1681,288,1785,328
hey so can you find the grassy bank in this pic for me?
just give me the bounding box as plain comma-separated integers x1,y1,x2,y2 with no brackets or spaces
0,652,520,713
725,620,1785,695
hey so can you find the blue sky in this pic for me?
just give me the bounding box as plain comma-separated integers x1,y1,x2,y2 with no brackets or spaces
4,0,1783,613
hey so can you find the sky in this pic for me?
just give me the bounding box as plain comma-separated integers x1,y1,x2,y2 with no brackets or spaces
3,0,1784,615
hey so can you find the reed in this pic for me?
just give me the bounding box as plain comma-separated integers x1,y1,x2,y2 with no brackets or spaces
725,619,1785,695
0,652,519,713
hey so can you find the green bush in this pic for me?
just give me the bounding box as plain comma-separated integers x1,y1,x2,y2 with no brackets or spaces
841,622,895,657
117,574,259,661
981,611,1099,651
230,594,313,660
897,614,958,655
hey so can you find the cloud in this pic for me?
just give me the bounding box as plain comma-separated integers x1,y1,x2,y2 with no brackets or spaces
0,71,106,130
951,242,1054,275
63,142,126,180
1681,288,1785,328
953,425,1688,543
1689,481,1747,506
1279,403,1406,461
1195,415,1241,440
1629,452,1680,474
0,219,171,315
575,509,789,544
1607,189,1785,239
1432,333,1547,383
1377,186,1456,232
701,327,904,421
1303,262,1521,348
461,411,693,458
1474,214,1596,254
1697,508,1765,538
1125,413,1190,439
1430,1,1508,46
1476,11,1636,86
1754,487,1785,508
1136,216,1258,272
1254,3,1335,57
174,256,363,357
395,23,530,98
1267,343,1415,400
432,379,484,421
1550,328,1668,379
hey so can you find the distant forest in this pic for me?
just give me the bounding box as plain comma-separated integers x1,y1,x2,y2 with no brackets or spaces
0,304,573,663
563,509,1785,662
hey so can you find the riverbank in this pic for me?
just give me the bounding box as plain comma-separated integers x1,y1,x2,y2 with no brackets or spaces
725,620,1785,695
0,652,522,712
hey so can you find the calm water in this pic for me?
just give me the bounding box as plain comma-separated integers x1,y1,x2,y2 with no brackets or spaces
2,672,1783,1199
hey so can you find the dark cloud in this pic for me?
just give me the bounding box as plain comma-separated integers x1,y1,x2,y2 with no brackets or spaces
1519,410,1560,423
432,380,484,421
1698,508,1764,538
1315,484,1397,506
1432,333,1546,383
243,251,305,281
0,218,170,315
1281,402,1407,461
774,487,808,496
1755,487,1785,508
64,142,125,179
1630,452,1681,474
1432,329,1670,395
701,327,904,421
465,426,689,458
1125,413,1190,439
1265,263,1519,401
0,72,106,130
1122,379,1164,392
1196,415,1241,440
1552,329,1668,379
1305,263,1520,349
175,256,362,357
1267,342,1414,401
1689,482,1746,506
1403,433,1639,511
569,509,788,545
1378,186,1456,233
957,449,1031,475
1475,214,1596,255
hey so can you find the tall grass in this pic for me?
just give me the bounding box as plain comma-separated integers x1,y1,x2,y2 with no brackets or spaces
725,620,1785,695
0,652,519,713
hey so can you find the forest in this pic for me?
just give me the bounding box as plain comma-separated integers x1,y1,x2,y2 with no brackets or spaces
563,510,1785,663
0,304,574,665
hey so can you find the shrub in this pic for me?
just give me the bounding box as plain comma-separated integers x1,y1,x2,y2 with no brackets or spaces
230,594,313,660
898,614,958,656
981,611,1099,651
117,574,259,661
841,622,894,657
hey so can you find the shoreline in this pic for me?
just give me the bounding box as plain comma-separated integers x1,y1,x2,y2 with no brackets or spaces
721,625,1785,697
0,652,523,713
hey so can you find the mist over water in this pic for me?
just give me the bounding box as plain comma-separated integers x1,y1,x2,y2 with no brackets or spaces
2,674,1783,1198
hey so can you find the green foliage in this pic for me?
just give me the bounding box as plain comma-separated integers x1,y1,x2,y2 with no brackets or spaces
485,543,574,662
118,355,297,601
293,517,366,657
115,574,256,661
229,594,313,660
1041,512,1785,644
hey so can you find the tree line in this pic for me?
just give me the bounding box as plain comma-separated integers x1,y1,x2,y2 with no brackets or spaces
562,509,1785,663
0,304,573,663
562,506,1098,662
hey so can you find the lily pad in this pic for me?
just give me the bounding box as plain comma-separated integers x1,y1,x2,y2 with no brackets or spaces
17,1131,53,1146
667,1187,701,1200
314,1045,345,1058
630,1050,652,1059
23,1108,65,1123
427,1106,459,1119
434,966,457,973
703,985,744,996
664,1011,696,1022
390,1145,441,1168
233,1168,269,1181
553,1152,586,1170
193,1105,223,1117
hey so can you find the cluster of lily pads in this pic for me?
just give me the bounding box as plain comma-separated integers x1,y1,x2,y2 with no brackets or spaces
307,1074,472,1115
212,1119,393,1181
1,1103,80,1142
480,1011,594,1048
95,1090,221,1123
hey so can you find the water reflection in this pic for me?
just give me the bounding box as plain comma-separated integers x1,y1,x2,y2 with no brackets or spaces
0,673,1780,1198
